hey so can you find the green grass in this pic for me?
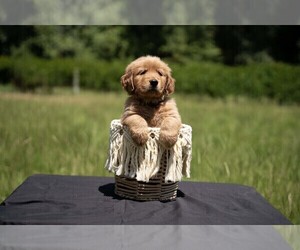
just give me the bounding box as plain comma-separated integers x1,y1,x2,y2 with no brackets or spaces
0,90,299,224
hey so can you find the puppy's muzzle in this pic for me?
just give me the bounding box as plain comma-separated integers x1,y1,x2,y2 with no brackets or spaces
149,79,158,89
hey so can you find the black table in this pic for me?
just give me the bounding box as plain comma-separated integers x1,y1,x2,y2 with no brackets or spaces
0,225,292,250
0,174,291,225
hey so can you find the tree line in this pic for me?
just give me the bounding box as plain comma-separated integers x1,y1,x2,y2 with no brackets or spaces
0,26,299,65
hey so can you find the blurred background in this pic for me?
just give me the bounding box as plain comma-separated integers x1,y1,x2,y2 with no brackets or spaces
0,26,299,101
0,26,299,224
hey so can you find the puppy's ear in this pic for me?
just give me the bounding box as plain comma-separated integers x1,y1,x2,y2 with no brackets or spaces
121,70,135,95
165,74,175,95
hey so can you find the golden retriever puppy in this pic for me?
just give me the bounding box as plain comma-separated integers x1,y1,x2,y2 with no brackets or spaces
121,56,181,148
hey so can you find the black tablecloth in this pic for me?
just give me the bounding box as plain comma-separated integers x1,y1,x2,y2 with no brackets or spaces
0,226,292,250
0,174,291,225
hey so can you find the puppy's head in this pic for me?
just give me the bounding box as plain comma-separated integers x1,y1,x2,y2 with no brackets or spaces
121,56,175,100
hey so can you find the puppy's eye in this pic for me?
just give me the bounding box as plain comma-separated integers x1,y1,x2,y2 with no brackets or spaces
138,70,147,75
157,70,164,76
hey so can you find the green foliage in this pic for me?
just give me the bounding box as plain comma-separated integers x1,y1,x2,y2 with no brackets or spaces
0,57,299,103
215,26,300,65
12,27,86,59
172,62,300,103
161,26,221,62
1,26,299,65
81,27,128,60
0,57,128,91
9,26,128,60
78,60,126,91
0,56,13,83
12,57,57,90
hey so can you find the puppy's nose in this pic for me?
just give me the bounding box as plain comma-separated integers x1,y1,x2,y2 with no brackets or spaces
149,79,158,88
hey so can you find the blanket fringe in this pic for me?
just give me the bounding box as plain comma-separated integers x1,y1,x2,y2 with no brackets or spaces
105,120,192,182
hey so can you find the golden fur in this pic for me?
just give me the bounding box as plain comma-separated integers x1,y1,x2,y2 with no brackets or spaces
121,56,181,148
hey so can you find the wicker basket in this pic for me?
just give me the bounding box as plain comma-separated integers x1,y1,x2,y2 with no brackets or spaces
105,120,192,201
115,151,179,201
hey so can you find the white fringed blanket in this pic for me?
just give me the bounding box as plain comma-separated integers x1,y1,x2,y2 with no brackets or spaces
105,120,192,183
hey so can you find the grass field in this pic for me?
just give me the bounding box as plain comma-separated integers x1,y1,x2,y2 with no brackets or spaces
0,89,299,224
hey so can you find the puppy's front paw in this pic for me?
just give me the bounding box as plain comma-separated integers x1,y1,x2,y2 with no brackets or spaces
131,129,149,146
159,131,178,149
